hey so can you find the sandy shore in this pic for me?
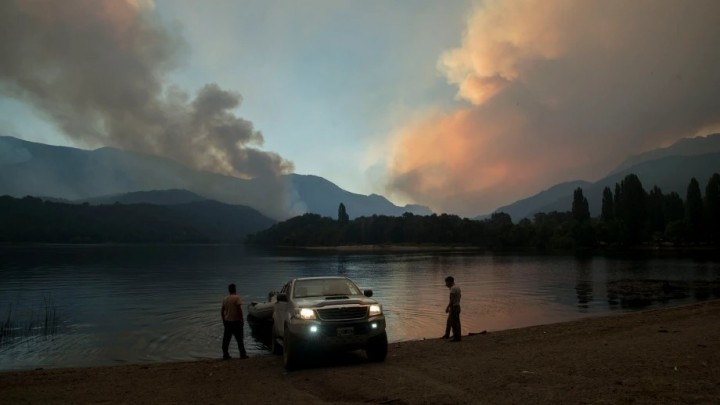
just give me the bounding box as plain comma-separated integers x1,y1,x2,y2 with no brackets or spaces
2,300,719,404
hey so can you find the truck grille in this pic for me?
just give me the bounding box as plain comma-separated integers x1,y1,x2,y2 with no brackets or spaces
317,306,368,321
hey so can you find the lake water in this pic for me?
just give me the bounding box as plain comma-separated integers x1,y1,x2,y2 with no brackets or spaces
1,245,718,371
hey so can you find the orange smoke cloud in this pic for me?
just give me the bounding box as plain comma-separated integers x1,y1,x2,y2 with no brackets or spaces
388,105,585,215
439,0,566,106
387,0,720,217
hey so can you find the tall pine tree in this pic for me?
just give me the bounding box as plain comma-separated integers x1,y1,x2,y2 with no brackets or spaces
615,174,647,245
704,173,719,243
338,203,349,224
601,187,614,222
685,178,704,244
572,188,590,222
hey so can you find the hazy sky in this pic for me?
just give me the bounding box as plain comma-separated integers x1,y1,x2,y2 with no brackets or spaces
2,0,719,217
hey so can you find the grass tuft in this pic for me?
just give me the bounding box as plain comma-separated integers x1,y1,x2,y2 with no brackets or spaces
0,295,62,346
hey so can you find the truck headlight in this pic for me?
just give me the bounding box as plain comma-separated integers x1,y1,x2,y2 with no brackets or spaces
297,308,316,320
369,304,382,316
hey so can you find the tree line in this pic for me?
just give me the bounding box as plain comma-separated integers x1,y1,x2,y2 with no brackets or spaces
246,173,720,249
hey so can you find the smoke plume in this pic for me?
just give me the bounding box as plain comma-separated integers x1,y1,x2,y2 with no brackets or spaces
0,0,293,179
387,0,720,216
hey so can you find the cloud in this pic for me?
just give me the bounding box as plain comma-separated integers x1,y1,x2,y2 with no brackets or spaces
0,0,293,179
386,0,720,217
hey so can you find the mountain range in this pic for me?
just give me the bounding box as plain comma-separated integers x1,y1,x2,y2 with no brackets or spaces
2,134,718,224
490,133,720,221
0,136,431,221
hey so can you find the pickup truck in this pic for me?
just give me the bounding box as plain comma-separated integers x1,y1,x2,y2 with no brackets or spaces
271,276,388,370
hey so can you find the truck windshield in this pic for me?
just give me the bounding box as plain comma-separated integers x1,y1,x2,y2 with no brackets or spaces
293,278,361,298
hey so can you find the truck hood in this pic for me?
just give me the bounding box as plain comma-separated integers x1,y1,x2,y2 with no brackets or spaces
294,296,378,307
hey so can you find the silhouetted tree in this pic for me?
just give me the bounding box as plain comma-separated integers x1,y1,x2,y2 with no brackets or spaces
601,187,614,222
571,188,590,222
704,173,720,243
663,192,685,223
533,211,574,249
570,188,593,246
646,186,666,240
685,178,704,244
596,187,619,244
483,212,512,248
338,203,349,224
662,192,685,245
615,174,647,245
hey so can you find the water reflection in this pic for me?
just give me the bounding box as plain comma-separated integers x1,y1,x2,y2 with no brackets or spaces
575,261,593,311
606,279,720,309
1,245,719,371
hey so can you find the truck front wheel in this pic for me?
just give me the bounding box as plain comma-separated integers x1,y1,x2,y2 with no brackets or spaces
282,326,302,370
366,331,388,362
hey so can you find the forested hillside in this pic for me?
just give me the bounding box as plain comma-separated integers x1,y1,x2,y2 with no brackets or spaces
247,173,720,250
0,196,274,243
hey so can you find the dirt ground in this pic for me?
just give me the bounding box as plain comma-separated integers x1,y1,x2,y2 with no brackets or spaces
1,300,719,404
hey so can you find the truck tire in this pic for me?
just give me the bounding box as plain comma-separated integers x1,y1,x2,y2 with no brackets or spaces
366,331,388,362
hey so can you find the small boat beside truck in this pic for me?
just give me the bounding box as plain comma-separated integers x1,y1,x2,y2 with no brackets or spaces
247,291,277,325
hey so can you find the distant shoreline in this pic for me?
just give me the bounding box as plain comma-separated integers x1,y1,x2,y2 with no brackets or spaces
300,244,487,253
271,243,720,255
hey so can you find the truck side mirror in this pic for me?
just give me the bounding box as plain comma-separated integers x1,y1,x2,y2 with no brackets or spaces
363,289,373,297
277,293,288,302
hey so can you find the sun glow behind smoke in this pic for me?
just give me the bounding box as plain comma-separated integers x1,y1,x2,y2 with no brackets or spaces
386,0,720,216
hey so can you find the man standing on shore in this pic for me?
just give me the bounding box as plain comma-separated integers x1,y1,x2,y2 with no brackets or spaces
442,276,462,342
221,283,249,360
